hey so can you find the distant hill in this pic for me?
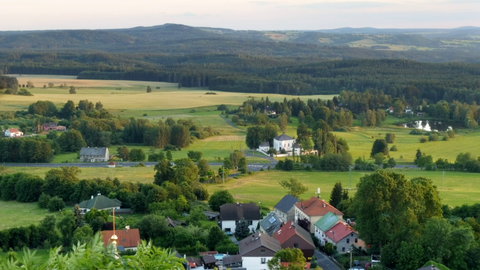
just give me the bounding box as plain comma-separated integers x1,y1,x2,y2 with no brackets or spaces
0,24,479,62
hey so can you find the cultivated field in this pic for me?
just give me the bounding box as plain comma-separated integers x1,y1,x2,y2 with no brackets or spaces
1,75,334,112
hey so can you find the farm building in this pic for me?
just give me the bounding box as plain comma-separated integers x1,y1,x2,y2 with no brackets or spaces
4,128,23,137
80,147,110,162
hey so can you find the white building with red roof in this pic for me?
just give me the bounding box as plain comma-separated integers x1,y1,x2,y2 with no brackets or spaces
4,128,23,137
324,221,366,254
294,197,343,233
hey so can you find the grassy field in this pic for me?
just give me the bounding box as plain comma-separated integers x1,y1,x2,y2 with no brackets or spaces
1,75,334,112
334,125,480,163
207,169,480,208
0,201,51,230
3,166,479,208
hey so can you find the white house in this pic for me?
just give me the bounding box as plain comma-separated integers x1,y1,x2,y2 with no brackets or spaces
4,128,23,137
220,203,261,234
273,134,295,153
314,211,341,245
294,197,343,233
239,232,281,270
79,147,110,162
257,141,270,153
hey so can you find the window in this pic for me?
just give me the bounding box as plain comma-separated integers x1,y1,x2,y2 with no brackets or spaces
293,243,298,248
342,247,345,252
261,258,267,264
355,238,358,243
346,238,350,244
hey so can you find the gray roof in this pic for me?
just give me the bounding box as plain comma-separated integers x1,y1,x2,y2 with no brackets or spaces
417,266,441,270
274,194,299,214
259,212,283,236
223,254,242,266
78,194,121,210
220,203,261,221
274,134,294,141
80,147,108,156
259,141,270,147
239,232,281,257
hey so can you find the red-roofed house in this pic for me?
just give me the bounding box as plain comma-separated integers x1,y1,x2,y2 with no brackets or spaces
101,228,141,251
4,128,23,137
294,197,343,233
324,222,365,254
274,221,315,259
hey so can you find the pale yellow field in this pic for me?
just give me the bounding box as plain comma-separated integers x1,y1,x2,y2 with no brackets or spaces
0,75,335,111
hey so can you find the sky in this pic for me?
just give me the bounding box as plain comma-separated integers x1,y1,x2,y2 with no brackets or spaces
1,0,479,31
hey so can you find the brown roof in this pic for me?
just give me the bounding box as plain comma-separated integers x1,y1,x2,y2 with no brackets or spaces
101,229,141,248
220,203,261,221
325,222,356,243
239,232,281,257
7,128,21,133
295,197,343,217
274,221,315,247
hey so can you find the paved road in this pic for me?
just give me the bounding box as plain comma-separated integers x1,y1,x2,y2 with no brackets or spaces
314,250,342,270
2,161,275,172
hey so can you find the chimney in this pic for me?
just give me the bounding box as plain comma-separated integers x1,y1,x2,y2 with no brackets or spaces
91,195,94,199
125,225,130,230
323,203,326,208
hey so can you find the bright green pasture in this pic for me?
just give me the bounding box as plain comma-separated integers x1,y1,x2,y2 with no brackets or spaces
0,201,50,230
206,169,480,208
334,126,480,163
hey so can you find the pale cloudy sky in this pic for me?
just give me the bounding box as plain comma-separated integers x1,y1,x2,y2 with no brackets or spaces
1,0,479,31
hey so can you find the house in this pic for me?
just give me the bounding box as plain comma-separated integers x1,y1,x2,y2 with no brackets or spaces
101,228,141,251
274,221,315,259
203,210,220,221
78,193,121,213
324,222,366,254
292,142,302,156
220,203,261,235
239,232,281,270
223,254,243,269
186,257,204,269
274,194,299,222
314,211,341,245
257,141,270,153
273,134,295,153
80,147,109,162
259,212,283,236
294,197,343,233
4,128,23,137
42,122,67,132
202,255,217,269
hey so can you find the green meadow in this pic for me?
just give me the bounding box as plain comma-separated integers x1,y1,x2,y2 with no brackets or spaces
0,201,51,230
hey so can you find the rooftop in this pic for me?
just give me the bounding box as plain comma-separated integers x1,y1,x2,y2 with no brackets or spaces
80,147,108,156
314,212,341,232
101,228,140,248
325,221,356,243
239,232,281,256
220,203,261,221
274,134,294,141
295,197,343,217
274,194,299,214
259,212,283,236
274,221,314,247
78,194,121,210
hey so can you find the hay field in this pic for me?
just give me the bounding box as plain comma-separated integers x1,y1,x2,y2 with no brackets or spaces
0,201,51,230
0,75,334,112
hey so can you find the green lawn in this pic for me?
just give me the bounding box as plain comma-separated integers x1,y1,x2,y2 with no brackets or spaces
0,201,51,230
206,169,480,209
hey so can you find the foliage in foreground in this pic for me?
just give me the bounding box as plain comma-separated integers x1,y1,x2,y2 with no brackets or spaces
1,234,185,270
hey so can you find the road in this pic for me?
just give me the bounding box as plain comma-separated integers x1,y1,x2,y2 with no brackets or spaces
2,160,276,172
314,250,342,270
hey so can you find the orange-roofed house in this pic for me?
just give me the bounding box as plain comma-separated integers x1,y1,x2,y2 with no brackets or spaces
294,197,343,233
101,228,141,251
324,222,366,254
4,128,23,137
274,221,315,259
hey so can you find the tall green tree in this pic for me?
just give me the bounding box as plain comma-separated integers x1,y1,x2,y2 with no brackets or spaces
279,178,307,198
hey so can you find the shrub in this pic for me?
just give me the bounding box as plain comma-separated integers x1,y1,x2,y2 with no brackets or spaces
419,137,427,143
38,193,51,209
47,196,65,212
390,145,398,151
